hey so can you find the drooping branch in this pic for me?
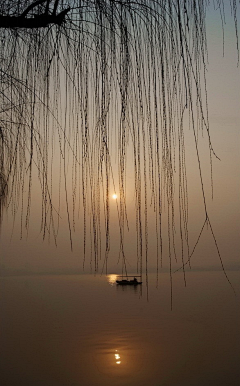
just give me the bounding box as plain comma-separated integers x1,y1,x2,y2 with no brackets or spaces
0,0,239,283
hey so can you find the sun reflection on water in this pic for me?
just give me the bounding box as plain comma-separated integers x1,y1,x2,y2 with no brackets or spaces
115,350,121,365
107,274,118,285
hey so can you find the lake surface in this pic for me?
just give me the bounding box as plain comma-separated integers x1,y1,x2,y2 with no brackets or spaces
1,271,240,386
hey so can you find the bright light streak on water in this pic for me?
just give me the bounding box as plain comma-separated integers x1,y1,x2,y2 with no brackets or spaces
107,274,118,285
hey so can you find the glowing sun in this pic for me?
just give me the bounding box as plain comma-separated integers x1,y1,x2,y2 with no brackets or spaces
112,194,117,200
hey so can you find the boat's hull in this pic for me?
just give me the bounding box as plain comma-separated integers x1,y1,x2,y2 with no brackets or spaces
116,280,142,285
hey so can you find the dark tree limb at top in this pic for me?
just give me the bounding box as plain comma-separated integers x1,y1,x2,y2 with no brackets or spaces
0,0,70,29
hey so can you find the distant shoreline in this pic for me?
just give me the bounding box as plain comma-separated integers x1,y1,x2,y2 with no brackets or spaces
1,266,240,277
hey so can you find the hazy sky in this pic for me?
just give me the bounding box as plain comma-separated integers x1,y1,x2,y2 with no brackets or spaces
0,5,239,276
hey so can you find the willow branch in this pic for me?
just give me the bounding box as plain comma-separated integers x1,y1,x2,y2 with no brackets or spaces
0,8,70,28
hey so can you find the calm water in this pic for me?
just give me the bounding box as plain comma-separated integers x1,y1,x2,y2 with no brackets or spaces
1,271,240,386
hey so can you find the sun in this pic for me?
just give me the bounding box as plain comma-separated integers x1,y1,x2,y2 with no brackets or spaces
112,194,117,200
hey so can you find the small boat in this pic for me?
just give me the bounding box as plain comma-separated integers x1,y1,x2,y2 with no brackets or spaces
116,276,142,285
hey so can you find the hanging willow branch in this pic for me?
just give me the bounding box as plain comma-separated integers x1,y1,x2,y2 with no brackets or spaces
0,1,239,284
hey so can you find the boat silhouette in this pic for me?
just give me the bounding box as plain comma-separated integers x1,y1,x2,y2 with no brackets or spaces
116,275,142,285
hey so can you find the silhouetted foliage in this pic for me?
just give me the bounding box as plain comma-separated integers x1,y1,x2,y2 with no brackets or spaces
0,1,239,290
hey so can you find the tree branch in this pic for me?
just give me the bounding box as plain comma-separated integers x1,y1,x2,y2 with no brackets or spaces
53,0,60,16
21,0,48,18
0,8,70,29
